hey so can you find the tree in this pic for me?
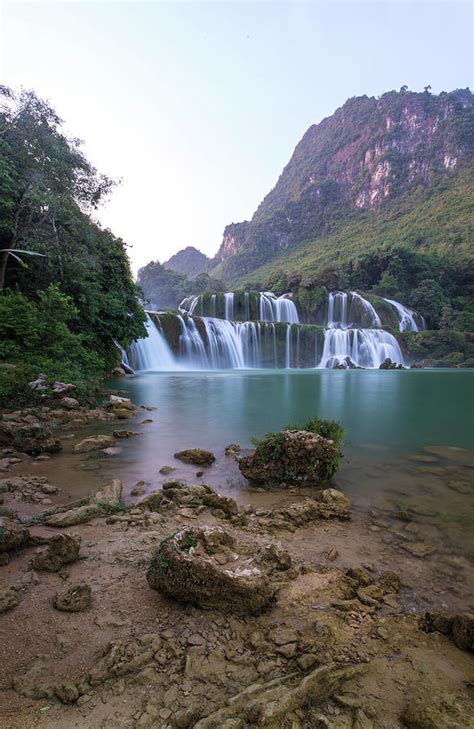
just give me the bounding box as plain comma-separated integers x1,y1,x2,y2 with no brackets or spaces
0,87,113,289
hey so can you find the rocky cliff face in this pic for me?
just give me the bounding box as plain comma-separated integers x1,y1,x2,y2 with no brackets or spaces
164,246,210,278
215,88,473,276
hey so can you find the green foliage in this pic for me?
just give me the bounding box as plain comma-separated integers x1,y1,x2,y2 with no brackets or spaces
182,530,197,552
96,500,125,514
400,329,474,366
0,86,146,406
407,279,446,329
137,261,226,310
252,432,287,465
286,417,344,444
0,285,104,403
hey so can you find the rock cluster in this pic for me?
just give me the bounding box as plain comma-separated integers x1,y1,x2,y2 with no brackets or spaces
0,421,61,455
0,475,59,504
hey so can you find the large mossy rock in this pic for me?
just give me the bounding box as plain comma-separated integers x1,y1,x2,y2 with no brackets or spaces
174,448,216,466
147,526,277,615
0,422,61,455
239,429,342,487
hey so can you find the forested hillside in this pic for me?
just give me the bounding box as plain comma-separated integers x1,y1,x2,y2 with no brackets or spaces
0,87,146,405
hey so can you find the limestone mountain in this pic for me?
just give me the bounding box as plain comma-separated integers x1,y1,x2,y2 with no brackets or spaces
164,246,210,278
212,88,473,280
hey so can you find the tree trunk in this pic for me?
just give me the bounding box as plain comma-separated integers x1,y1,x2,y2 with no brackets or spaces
0,250,9,291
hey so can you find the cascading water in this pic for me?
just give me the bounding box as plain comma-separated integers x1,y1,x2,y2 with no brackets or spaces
350,291,382,327
129,314,177,371
131,290,420,370
318,329,405,369
327,292,348,328
180,291,299,324
224,292,235,321
259,292,299,323
383,298,424,332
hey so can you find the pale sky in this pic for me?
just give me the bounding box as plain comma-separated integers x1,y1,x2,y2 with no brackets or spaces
1,1,472,273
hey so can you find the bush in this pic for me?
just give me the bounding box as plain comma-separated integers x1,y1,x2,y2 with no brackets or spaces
0,285,105,406
286,417,345,444
0,365,37,409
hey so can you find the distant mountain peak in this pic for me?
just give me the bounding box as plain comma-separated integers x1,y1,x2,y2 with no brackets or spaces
163,246,210,277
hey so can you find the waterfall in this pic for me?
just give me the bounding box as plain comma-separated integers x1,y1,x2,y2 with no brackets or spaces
350,292,382,327
383,298,423,332
318,329,405,369
131,289,422,370
178,315,208,366
285,325,292,368
244,292,250,321
224,292,235,321
260,292,299,324
327,292,348,328
130,314,177,371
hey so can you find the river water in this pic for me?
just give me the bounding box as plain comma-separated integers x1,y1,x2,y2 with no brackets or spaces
91,369,473,556
17,367,472,612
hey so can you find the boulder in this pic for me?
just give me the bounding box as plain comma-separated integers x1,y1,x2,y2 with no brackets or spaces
43,504,101,527
28,373,48,392
0,422,61,455
174,449,216,466
111,367,126,377
113,430,142,439
31,533,81,571
108,395,135,411
73,435,115,453
421,611,474,652
147,526,277,615
41,480,123,527
379,358,404,370
315,488,351,520
225,443,241,460
273,490,351,527
52,381,77,396
59,397,80,410
54,583,92,612
239,430,341,487
0,586,20,613
0,516,30,553
91,479,123,507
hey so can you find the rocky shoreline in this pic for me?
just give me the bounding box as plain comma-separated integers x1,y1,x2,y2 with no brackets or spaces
0,395,473,728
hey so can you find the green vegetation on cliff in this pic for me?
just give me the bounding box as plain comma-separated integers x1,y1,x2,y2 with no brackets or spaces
224,171,473,334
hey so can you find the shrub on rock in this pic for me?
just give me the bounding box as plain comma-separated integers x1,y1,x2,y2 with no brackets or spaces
240,418,344,487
